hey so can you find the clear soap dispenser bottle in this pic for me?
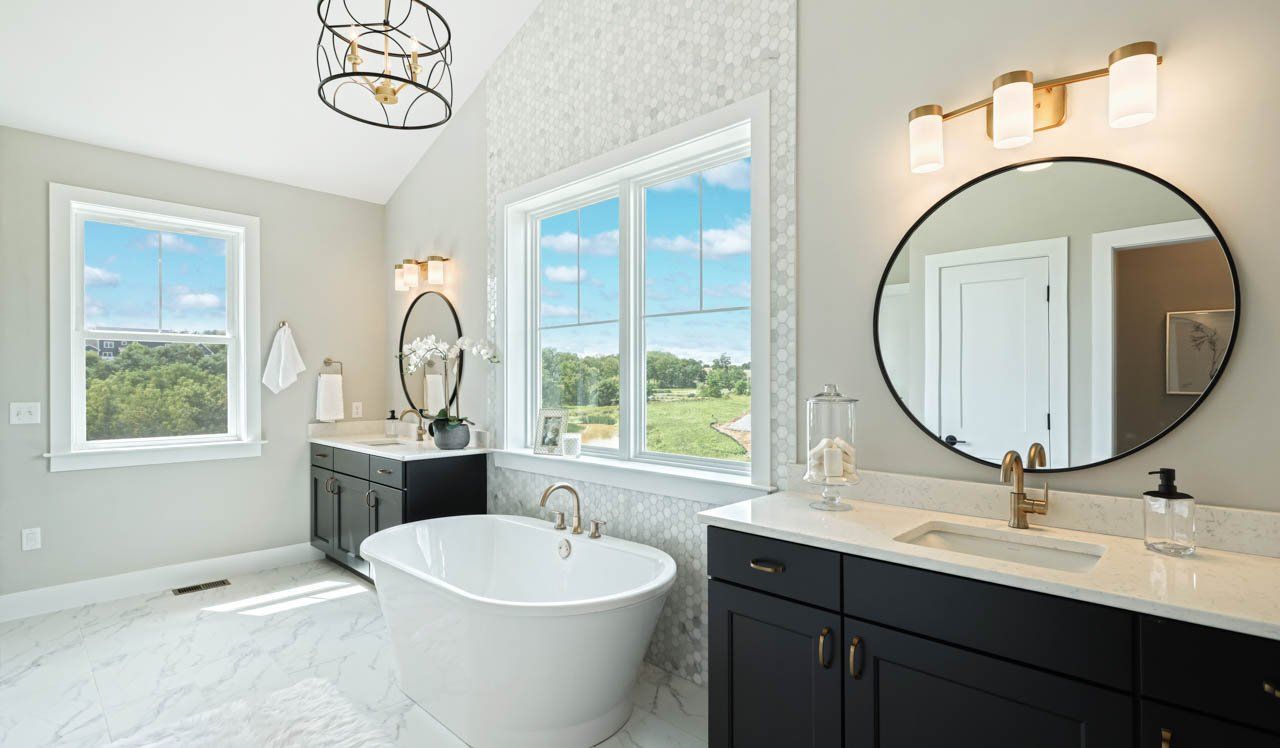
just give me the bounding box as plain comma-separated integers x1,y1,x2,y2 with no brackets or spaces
1143,468,1195,556
384,409,399,438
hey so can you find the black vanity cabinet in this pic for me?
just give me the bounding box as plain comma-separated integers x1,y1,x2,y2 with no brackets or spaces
309,443,486,577
707,526,1280,748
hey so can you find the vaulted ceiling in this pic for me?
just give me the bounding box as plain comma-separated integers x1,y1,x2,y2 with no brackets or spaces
0,1,542,203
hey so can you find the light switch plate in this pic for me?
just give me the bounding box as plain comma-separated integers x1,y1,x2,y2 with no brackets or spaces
22,528,41,551
9,402,40,425
351,401,363,418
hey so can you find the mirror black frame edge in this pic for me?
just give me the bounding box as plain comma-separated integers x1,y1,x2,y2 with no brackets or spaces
872,156,1242,474
398,290,464,414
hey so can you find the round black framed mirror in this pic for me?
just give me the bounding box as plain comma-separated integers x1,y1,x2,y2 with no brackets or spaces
873,157,1240,472
398,290,463,415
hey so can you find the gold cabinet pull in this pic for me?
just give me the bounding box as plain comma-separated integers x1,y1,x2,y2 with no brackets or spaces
324,476,337,494
749,559,784,574
1265,680,1277,697
376,468,394,475
849,635,864,679
1160,728,1172,748
818,627,832,668
364,489,377,508
315,452,330,459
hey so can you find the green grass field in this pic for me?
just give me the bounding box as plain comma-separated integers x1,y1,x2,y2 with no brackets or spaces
565,390,749,461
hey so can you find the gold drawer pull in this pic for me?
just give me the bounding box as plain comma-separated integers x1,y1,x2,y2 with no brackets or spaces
365,489,377,508
849,635,864,679
749,559,784,574
1160,727,1171,748
376,468,394,475
1265,681,1279,698
314,452,330,458
818,627,832,668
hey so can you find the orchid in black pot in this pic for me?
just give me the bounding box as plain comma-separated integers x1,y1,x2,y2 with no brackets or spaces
399,335,500,450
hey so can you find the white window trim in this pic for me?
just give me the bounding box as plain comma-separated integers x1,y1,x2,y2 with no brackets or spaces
47,184,262,472
496,94,772,497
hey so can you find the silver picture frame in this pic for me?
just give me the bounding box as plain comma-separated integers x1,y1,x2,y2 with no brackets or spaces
533,408,568,454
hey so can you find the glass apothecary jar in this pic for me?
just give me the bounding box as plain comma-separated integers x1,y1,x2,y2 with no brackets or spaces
804,384,859,511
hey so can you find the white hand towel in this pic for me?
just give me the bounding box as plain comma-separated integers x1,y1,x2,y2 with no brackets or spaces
316,374,345,422
262,324,306,394
424,374,446,417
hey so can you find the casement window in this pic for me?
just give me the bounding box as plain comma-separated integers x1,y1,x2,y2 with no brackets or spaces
498,97,772,498
48,184,261,471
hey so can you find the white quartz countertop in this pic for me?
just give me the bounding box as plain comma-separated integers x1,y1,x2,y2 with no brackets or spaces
698,492,1280,642
310,433,490,462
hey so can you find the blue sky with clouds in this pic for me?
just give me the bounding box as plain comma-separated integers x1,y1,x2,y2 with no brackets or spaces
538,157,751,366
83,221,227,334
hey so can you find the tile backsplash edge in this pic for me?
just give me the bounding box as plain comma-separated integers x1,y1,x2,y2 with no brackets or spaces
787,465,1280,559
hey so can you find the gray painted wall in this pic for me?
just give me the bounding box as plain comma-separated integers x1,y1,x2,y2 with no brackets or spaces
0,127,387,595
384,87,491,427
799,0,1278,509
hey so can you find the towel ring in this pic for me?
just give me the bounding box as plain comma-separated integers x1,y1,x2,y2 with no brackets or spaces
322,357,344,375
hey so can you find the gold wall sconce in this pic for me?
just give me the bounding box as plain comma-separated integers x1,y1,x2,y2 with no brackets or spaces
908,41,1161,173
394,255,450,291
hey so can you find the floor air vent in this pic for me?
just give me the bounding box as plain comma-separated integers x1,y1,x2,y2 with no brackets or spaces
171,579,231,596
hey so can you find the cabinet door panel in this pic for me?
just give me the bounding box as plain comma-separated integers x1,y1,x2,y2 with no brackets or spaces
710,580,841,748
333,473,372,559
1140,700,1278,747
368,484,404,534
844,618,1131,748
310,466,335,552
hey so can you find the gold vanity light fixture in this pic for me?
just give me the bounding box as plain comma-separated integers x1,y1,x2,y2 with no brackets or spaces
907,41,1162,173
393,255,450,290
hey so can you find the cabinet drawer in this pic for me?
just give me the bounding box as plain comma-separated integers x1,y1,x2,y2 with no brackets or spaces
310,443,334,469
369,456,403,489
334,448,369,479
843,554,1134,690
708,527,841,611
1141,616,1280,734
1141,700,1277,747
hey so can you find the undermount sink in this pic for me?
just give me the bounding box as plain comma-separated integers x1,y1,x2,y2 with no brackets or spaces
894,521,1105,573
357,439,404,446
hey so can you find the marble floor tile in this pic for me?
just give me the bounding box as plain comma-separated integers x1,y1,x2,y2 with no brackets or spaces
2,558,709,747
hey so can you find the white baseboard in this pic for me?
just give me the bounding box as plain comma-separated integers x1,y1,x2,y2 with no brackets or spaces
0,542,324,624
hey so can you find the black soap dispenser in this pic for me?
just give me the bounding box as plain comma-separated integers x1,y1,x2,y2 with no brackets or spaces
1142,468,1195,556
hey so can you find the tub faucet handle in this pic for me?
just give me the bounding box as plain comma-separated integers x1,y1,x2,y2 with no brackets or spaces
550,510,567,531
588,519,607,539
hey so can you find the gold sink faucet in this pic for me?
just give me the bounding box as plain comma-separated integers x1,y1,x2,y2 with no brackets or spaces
398,408,426,442
540,482,583,535
1001,442,1049,529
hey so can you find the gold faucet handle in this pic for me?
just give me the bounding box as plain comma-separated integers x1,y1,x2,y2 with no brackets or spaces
550,511,566,531
588,519,607,539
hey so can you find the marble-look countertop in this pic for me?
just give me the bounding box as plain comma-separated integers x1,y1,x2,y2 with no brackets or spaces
310,433,490,462
698,492,1280,642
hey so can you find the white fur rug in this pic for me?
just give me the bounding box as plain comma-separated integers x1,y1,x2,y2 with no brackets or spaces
108,678,392,747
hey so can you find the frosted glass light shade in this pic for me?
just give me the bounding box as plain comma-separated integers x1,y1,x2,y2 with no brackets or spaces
393,264,408,291
425,256,447,285
402,259,421,289
1109,42,1158,128
991,70,1034,149
908,105,944,174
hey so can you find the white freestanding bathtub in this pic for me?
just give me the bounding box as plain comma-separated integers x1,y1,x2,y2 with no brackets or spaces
360,515,677,748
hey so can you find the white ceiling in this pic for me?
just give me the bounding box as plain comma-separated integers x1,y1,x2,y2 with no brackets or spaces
0,1,541,203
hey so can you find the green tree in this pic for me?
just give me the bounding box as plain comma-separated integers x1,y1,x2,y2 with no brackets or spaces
85,343,228,441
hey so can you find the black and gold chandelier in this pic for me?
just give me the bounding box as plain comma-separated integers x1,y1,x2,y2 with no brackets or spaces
315,0,453,130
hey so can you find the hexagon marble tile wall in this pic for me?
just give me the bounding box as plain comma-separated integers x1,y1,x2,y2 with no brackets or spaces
481,0,797,686
484,0,799,489
490,468,717,685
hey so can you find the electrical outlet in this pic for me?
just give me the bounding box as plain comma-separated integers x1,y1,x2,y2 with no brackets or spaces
21,528,41,551
351,401,363,418
9,402,40,425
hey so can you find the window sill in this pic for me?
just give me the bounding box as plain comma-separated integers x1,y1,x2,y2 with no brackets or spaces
493,448,772,505
46,439,265,472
